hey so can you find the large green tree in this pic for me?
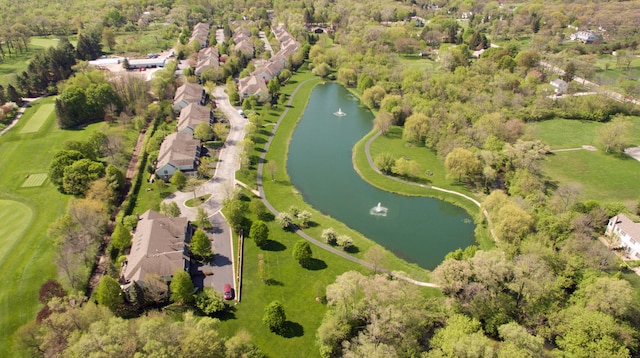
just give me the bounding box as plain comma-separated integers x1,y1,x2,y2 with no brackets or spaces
95,276,123,312
111,222,132,251
262,301,286,333
292,240,312,266
190,230,213,262
249,220,269,248
170,270,194,305
62,159,105,195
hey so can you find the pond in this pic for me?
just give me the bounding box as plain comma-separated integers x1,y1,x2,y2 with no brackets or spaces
287,82,475,270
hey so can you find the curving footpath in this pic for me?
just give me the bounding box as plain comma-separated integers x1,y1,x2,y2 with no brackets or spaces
363,131,498,242
0,97,43,137
256,79,438,288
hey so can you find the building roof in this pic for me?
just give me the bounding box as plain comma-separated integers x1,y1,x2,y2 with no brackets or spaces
234,39,254,58
239,74,268,98
550,79,568,88
196,47,219,74
128,58,166,67
156,132,201,169
189,22,210,47
177,103,211,132
611,214,640,240
173,83,204,108
123,210,190,284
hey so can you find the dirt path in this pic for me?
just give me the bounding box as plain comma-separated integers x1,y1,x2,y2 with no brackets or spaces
126,130,147,180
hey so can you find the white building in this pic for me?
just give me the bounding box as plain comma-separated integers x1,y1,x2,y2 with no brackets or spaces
606,214,640,259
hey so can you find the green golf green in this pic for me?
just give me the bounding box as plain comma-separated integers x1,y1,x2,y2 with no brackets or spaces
19,103,55,134
0,200,33,265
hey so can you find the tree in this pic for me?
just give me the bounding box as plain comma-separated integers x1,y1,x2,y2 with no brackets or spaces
49,150,85,187
312,62,330,78
392,157,420,178
374,152,396,174
515,50,540,70
563,61,576,82
223,199,246,231
170,170,187,189
337,68,357,87
95,276,123,312
298,210,312,227
275,212,293,230
38,279,66,304
194,122,214,141
196,207,212,230
403,113,429,143
159,202,181,217
105,164,125,194
249,220,269,247
321,228,338,245
597,116,630,153
101,27,116,51
111,222,132,250
190,230,213,262
195,287,225,315
262,301,286,332
170,270,194,305
337,235,354,251
267,77,280,98
373,110,393,134
62,159,105,195
430,314,495,357
364,246,386,273
445,147,481,182
55,85,87,128
498,322,544,357
293,240,312,265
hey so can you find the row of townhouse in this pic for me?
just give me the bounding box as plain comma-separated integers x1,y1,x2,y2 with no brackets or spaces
238,23,300,102
155,83,213,181
189,22,210,49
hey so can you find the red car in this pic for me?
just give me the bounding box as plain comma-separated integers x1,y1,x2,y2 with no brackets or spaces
223,284,233,300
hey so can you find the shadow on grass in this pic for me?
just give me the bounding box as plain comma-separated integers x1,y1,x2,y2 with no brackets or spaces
258,212,275,222
303,258,327,271
344,246,359,254
262,239,286,251
215,306,237,321
264,278,283,286
279,321,304,338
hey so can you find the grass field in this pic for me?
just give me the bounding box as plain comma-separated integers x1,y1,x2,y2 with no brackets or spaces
527,117,640,202
0,200,33,265
398,55,438,72
21,173,47,187
19,103,55,134
0,96,137,356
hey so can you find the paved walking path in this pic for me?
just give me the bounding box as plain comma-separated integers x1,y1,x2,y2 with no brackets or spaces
0,97,43,137
255,79,438,288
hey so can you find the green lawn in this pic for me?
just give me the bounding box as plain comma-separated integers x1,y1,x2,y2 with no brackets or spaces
0,200,33,265
0,96,136,356
397,55,438,72
19,103,55,134
594,55,640,85
527,117,640,202
543,149,640,202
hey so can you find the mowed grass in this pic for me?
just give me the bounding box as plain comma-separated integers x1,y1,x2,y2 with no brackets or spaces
21,173,47,187
528,117,640,149
19,103,55,134
398,55,438,72
0,96,134,356
0,200,33,265
528,117,640,202
544,150,640,202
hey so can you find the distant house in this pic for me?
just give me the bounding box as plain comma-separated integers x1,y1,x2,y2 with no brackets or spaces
177,103,214,135
155,132,201,180
550,79,568,95
195,47,219,76
121,210,193,295
606,214,640,259
527,69,546,82
238,74,269,102
572,30,596,43
189,22,210,48
173,83,206,111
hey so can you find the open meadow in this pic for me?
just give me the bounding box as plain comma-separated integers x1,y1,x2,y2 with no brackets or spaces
529,117,640,202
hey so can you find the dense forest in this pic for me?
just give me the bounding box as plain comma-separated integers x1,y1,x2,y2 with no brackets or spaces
4,0,640,356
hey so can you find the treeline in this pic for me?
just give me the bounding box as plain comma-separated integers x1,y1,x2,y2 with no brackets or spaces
15,288,264,357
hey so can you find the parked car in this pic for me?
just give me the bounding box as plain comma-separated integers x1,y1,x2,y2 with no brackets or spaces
223,284,233,300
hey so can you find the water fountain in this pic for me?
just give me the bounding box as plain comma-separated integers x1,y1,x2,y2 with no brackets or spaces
369,202,388,216
333,107,346,116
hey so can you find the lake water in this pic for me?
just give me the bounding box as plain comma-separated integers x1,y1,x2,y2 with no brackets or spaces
287,83,474,269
